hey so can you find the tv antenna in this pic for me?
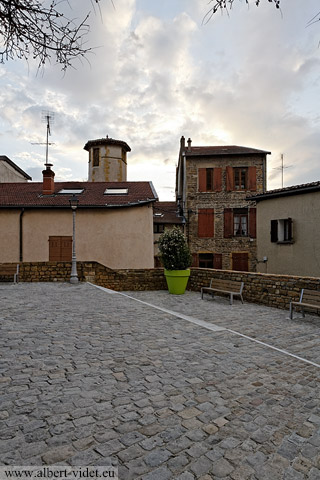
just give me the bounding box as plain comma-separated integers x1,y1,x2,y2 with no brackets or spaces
273,153,292,188
31,111,55,166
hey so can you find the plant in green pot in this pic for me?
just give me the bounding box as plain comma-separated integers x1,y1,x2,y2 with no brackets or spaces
158,226,192,295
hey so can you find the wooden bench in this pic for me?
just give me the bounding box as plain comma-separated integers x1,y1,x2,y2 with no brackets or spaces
0,263,19,283
201,278,244,305
289,289,320,319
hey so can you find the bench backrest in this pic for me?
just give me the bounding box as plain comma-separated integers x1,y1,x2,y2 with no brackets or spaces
301,289,320,307
210,278,244,294
0,263,18,274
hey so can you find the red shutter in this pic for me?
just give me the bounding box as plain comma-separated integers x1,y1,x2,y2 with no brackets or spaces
232,252,249,272
248,167,257,191
199,168,206,192
226,167,234,191
214,168,222,192
249,208,256,238
192,253,199,267
213,253,222,269
224,209,233,238
198,209,214,237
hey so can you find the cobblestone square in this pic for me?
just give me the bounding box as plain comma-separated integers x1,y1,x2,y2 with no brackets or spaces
0,282,319,479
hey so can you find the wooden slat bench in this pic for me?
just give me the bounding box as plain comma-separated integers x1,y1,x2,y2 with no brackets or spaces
0,263,19,283
289,289,320,319
201,278,244,305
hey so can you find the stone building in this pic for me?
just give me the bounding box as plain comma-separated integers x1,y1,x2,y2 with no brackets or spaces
176,136,270,271
84,137,131,182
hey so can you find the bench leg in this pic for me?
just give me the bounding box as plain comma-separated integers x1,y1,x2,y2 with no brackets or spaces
201,289,203,300
230,293,233,305
240,294,244,304
301,306,305,318
289,302,293,319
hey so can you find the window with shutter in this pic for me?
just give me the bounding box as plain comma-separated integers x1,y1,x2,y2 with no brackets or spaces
249,208,256,238
198,209,214,237
198,168,222,192
271,220,278,242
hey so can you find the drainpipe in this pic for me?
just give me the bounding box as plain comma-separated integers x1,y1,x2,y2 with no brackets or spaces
19,208,24,262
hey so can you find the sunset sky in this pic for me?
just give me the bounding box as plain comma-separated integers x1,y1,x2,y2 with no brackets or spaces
1,0,320,199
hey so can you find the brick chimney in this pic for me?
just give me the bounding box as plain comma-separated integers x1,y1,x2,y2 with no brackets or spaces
187,138,192,151
42,164,55,195
180,136,185,151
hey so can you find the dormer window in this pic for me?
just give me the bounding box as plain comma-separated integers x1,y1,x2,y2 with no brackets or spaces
104,188,128,195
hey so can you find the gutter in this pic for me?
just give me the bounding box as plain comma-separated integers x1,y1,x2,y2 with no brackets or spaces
19,208,24,261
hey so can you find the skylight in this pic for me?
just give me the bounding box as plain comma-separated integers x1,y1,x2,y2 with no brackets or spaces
58,189,84,194
154,213,164,217
104,188,128,195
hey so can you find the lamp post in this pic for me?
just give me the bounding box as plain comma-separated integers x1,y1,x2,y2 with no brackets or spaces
69,195,79,284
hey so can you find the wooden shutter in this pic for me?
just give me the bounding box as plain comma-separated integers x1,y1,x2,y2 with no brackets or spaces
213,253,222,269
271,220,278,242
49,236,72,261
198,209,214,237
192,253,199,267
288,217,293,241
224,208,233,238
249,208,256,238
248,166,257,191
226,166,234,191
232,252,249,272
198,168,206,192
214,168,222,192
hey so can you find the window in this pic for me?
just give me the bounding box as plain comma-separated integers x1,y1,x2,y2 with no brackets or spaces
154,224,165,234
234,168,248,190
232,252,249,272
199,253,214,268
104,188,128,195
93,147,100,167
226,166,257,192
58,189,84,195
233,209,248,237
198,168,222,192
271,218,293,243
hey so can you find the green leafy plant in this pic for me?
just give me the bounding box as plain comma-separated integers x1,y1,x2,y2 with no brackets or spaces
158,227,192,270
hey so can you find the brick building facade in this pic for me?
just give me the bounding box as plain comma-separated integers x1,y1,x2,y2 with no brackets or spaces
176,136,270,271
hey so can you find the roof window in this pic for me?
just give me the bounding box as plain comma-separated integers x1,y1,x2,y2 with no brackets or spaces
58,188,84,194
104,188,128,195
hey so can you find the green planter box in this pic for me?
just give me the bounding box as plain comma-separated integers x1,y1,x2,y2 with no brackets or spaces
164,269,190,295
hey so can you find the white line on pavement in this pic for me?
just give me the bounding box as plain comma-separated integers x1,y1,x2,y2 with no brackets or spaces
88,283,320,369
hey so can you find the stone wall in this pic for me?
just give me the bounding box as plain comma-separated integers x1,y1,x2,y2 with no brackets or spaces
2,261,320,312
189,267,320,310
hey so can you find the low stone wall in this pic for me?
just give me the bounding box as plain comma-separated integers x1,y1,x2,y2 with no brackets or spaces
189,268,320,310
2,262,320,312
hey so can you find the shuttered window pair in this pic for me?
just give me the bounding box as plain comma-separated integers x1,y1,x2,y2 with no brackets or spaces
226,166,257,191
224,208,256,238
198,168,222,192
271,218,293,243
192,253,222,269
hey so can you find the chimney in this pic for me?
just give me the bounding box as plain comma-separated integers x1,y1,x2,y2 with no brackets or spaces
42,164,55,195
187,138,192,151
180,136,185,151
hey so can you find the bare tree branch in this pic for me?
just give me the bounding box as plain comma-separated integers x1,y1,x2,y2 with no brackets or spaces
203,0,280,24
0,0,103,71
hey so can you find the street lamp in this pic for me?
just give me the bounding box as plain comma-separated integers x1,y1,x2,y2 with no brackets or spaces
69,195,79,284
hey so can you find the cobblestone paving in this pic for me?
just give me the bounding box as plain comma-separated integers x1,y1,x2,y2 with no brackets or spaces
0,282,319,480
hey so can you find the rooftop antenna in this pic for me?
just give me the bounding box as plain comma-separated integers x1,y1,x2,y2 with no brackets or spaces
31,111,55,166
273,153,292,188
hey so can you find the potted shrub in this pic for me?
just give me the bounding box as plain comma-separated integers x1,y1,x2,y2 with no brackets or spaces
158,226,192,294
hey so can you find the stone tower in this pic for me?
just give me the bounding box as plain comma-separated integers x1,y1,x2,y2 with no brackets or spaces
84,137,131,182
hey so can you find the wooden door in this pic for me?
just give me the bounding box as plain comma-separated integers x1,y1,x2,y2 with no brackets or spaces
232,252,249,272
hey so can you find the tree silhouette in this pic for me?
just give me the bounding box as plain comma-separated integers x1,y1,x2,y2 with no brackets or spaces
0,0,105,71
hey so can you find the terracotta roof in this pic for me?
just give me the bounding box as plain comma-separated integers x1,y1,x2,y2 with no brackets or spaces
0,156,32,180
250,181,320,202
153,201,183,224
0,181,157,208
83,137,131,152
184,146,270,157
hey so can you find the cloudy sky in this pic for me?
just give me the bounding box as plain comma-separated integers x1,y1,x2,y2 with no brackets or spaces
1,0,320,199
